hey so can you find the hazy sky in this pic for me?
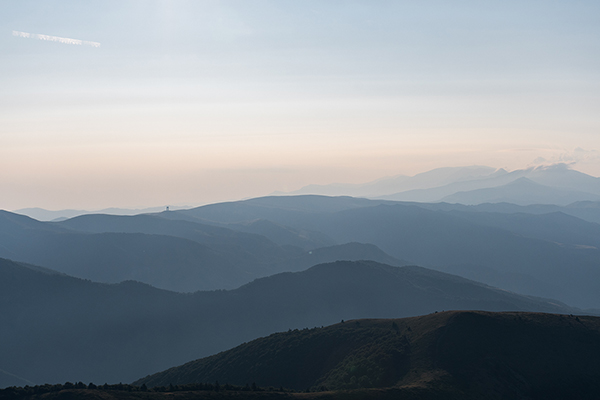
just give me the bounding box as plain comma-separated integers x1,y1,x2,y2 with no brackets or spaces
2,0,599,210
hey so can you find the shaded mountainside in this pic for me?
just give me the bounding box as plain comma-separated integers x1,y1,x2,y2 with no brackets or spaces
172,195,398,225
314,204,600,308
222,219,336,250
0,210,287,291
167,196,390,231
6,231,262,292
59,212,337,252
0,210,401,292
55,213,295,258
9,194,600,307
135,311,600,399
175,195,600,248
0,258,584,387
267,242,409,272
175,197,600,308
398,200,600,224
443,210,600,249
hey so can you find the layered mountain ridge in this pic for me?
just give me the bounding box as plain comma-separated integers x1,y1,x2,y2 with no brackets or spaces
4,191,600,307
0,258,585,387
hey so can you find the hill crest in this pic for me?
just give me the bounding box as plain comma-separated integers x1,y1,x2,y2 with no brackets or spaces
135,310,600,399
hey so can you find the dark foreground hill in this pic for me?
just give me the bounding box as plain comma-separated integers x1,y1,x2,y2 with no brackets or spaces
0,258,585,386
136,311,600,399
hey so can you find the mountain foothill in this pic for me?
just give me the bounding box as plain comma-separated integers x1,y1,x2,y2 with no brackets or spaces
3,163,600,397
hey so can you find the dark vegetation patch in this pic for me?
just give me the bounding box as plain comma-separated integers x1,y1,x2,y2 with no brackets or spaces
136,311,600,400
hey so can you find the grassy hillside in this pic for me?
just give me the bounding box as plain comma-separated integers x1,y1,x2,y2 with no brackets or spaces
4,316,599,399
135,311,600,399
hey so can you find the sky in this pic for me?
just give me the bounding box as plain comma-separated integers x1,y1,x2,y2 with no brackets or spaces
1,0,599,210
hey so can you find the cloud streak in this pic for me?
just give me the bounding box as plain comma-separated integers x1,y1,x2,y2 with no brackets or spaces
12,30,100,47
531,147,600,168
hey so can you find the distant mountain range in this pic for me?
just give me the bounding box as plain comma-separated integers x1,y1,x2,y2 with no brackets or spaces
282,165,501,198
4,192,600,307
14,164,600,223
0,210,407,292
440,177,600,206
12,205,190,222
397,199,600,224
0,258,585,387
280,163,600,206
170,195,600,309
134,311,600,399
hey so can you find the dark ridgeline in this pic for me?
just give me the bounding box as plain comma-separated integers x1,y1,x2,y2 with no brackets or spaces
133,311,600,399
0,258,584,387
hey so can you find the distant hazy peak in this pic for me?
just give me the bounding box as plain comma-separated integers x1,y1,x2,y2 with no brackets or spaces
12,206,191,222
282,165,518,199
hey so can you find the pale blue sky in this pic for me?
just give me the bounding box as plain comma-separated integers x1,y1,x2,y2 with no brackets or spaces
1,1,599,209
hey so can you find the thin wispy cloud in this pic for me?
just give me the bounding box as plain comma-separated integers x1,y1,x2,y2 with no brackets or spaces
12,30,100,47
